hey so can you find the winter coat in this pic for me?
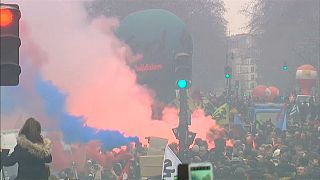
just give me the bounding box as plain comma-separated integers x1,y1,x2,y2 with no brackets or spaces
2,135,52,180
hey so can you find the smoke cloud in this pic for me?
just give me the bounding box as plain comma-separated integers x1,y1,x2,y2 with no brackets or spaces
1,1,221,169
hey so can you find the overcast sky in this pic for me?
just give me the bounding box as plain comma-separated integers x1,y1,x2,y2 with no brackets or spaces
224,0,252,35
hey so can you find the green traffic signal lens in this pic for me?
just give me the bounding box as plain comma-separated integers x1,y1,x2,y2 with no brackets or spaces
225,73,230,79
282,66,288,71
177,79,188,89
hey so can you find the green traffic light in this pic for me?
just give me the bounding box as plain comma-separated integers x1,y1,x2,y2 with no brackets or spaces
282,65,288,71
177,79,188,89
225,73,230,79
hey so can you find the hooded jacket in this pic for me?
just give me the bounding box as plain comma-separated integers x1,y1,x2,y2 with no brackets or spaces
2,135,52,180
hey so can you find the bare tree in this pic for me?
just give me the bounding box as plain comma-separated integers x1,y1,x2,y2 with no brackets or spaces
244,0,319,92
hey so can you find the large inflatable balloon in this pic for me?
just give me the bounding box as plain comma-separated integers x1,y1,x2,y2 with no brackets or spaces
116,9,193,104
267,86,280,102
252,85,268,98
252,85,280,102
296,64,318,95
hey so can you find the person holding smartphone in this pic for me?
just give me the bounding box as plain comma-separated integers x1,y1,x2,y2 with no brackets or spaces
2,117,52,180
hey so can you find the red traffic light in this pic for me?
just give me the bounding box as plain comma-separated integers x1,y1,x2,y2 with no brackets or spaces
1,3,21,86
0,8,14,27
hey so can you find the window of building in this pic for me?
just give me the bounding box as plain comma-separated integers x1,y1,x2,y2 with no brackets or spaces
251,74,255,80
237,66,241,74
250,82,255,89
240,66,246,73
251,66,255,73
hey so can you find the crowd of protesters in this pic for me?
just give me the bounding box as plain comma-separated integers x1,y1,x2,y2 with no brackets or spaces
1,92,320,180
181,120,320,180
49,142,148,180
50,92,320,180
190,92,320,180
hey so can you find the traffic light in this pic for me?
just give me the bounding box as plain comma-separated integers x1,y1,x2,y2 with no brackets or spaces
225,73,230,79
282,65,288,71
279,95,285,102
177,79,188,89
174,53,192,89
282,62,288,71
224,65,232,79
1,3,21,86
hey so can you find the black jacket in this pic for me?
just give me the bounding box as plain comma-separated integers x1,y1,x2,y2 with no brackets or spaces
2,135,52,180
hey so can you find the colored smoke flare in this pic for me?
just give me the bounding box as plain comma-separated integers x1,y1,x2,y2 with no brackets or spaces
226,139,234,148
0,1,221,170
205,118,225,148
190,108,221,148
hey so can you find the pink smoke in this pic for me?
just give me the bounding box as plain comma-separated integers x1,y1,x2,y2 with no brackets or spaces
0,20,52,129
49,132,117,172
3,1,223,168
49,132,87,171
13,1,159,141
190,108,222,148
17,1,185,145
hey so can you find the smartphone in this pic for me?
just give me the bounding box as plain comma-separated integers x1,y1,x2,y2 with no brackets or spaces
188,162,213,180
177,164,189,180
1,149,10,155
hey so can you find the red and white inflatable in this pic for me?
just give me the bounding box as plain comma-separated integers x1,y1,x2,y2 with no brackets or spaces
252,85,268,98
296,64,318,95
267,86,280,102
252,85,280,102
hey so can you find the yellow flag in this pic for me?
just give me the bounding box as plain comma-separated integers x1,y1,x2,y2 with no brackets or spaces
230,107,238,114
212,103,229,125
170,90,196,112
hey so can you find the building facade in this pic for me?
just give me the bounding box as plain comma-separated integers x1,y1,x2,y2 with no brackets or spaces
229,34,258,96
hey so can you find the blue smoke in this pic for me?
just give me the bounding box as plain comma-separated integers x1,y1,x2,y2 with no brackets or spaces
1,86,21,114
19,75,139,150
0,59,139,150
1,60,41,115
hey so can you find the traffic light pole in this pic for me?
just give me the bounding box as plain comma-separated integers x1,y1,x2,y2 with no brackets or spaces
178,88,190,163
227,78,231,97
224,63,232,99
317,57,320,97
173,53,194,162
